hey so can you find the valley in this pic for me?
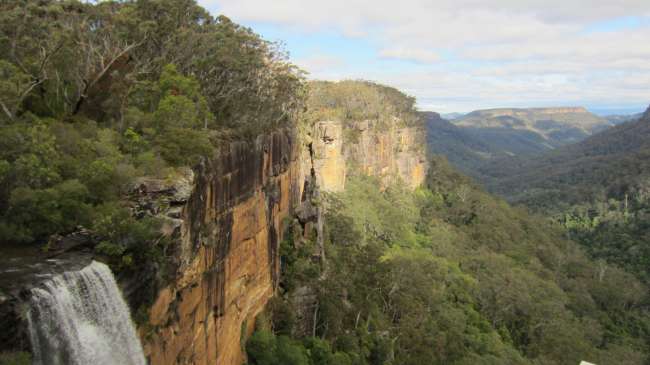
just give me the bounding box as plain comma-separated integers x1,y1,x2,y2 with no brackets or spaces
0,1,648,365
424,107,621,179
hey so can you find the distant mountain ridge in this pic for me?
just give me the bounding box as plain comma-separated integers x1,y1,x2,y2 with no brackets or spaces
464,106,591,118
424,106,636,198
454,106,610,145
478,105,650,210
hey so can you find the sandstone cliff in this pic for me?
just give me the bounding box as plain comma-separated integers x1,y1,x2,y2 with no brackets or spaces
0,109,428,365
136,116,427,364
137,130,306,365
310,119,427,192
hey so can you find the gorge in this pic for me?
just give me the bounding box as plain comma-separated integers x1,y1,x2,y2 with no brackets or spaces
0,1,649,365
0,82,428,364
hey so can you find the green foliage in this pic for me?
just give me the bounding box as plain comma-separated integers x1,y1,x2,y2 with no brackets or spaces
4,180,92,242
559,194,650,283
265,160,649,365
0,60,30,120
328,175,422,247
306,80,419,128
93,203,159,246
0,0,305,248
245,320,310,365
95,241,127,258
279,223,321,292
92,202,165,272
247,330,279,365
276,336,310,365
468,109,650,284
156,128,214,166
246,331,351,365
122,128,148,156
267,297,296,337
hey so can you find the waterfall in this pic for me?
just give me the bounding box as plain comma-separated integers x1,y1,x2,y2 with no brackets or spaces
26,261,146,365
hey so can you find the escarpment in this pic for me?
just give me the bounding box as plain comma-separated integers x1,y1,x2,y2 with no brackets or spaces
135,117,427,363
311,119,427,192
304,80,428,192
134,80,429,363
136,130,307,365
0,110,427,365
0,80,428,365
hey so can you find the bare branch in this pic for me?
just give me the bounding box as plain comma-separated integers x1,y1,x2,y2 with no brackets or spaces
0,101,14,121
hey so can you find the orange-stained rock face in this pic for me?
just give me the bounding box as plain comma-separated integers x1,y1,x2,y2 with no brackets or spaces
139,130,303,365
312,119,427,191
138,119,427,364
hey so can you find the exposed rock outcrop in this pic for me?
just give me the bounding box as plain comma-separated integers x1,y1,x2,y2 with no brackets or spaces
138,117,427,363
311,119,427,192
138,130,305,365
0,117,427,365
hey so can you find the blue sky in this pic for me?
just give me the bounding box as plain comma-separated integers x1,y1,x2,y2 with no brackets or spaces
199,1,650,115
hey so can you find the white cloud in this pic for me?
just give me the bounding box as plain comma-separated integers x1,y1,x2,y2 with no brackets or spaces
294,54,347,74
200,0,650,112
378,48,440,63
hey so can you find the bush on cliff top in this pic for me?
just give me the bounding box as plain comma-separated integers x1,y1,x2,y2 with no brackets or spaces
305,80,421,129
0,0,305,247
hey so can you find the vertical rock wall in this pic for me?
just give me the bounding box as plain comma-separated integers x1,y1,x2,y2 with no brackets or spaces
312,119,427,191
0,117,428,365
140,130,304,365
139,117,428,364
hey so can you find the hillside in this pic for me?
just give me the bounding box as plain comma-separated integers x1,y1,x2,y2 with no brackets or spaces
480,106,650,209
605,112,644,125
424,107,615,182
1,1,649,365
478,106,650,283
423,112,505,175
241,93,650,365
248,158,650,365
452,107,611,157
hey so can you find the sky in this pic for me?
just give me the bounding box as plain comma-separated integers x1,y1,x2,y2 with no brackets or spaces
198,0,650,114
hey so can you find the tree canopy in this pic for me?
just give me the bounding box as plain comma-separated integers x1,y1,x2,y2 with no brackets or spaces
248,158,649,365
0,0,305,248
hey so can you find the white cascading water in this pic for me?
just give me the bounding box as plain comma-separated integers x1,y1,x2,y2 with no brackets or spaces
26,261,146,365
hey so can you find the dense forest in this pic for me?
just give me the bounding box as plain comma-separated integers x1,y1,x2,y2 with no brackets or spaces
423,111,504,176
0,0,304,249
244,83,650,365
1,1,649,365
247,158,649,365
473,108,650,283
